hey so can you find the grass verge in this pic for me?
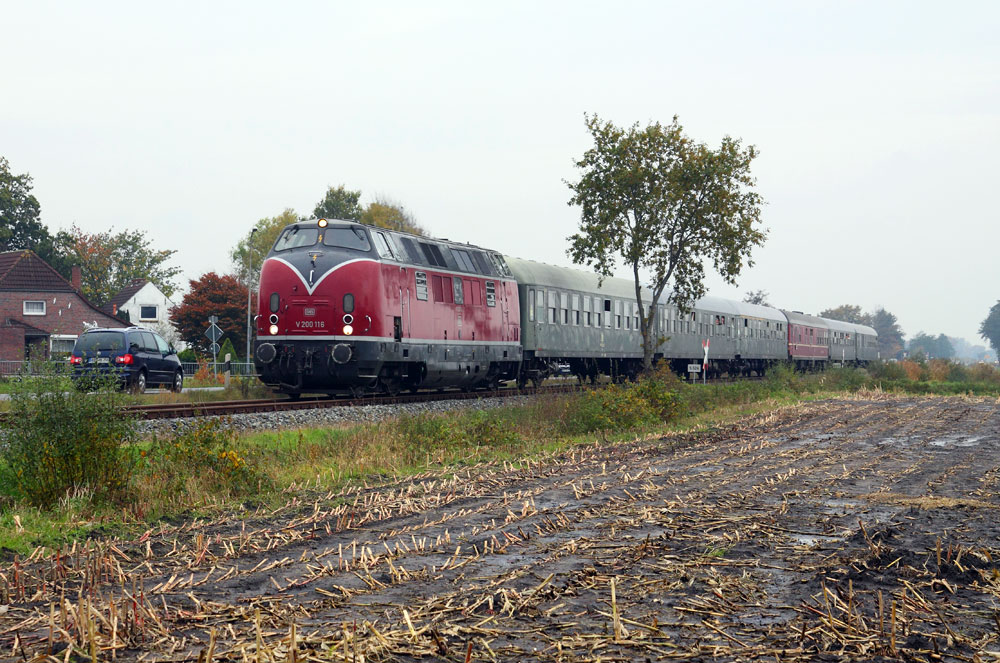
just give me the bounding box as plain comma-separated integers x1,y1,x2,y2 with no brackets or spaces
1,361,999,556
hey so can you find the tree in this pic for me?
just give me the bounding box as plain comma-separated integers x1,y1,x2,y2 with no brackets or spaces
869,307,904,359
819,304,869,325
313,185,363,221
908,333,954,360
230,209,300,289
60,225,181,305
980,301,1000,358
0,156,75,276
743,290,771,306
218,337,239,363
0,156,45,252
360,196,426,236
169,273,248,355
567,114,766,371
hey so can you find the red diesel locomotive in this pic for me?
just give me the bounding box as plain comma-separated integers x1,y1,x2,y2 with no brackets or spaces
254,219,522,397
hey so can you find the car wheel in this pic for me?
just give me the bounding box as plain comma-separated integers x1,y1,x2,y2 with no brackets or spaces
132,371,146,394
171,370,184,393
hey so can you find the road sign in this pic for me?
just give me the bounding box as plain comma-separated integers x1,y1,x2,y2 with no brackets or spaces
211,342,221,354
209,315,218,324
205,323,224,343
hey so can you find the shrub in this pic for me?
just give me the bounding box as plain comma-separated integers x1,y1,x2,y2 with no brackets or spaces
868,360,906,381
193,359,225,385
899,360,925,381
177,348,198,363
0,367,137,508
144,419,269,497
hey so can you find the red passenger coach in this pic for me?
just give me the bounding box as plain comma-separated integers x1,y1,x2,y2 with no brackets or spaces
782,310,830,368
254,219,522,397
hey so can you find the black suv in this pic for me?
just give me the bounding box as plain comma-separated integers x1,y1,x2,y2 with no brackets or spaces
70,327,184,393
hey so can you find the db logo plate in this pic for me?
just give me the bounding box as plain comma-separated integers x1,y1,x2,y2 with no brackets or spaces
303,307,316,317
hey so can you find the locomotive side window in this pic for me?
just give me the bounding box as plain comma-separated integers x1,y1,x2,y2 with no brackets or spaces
452,249,476,272
472,251,497,276
372,231,396,259
269,292,280,313
273,226,318,251
343,293,355,314
400,237,427,265
442,277,454,304
432,275,444,303
323,227,371,251
415,272,429,301
486,281,496,307
453,278,464,305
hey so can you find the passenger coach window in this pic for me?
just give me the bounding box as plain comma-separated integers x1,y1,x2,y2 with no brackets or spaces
323,227,371,251
273,226,318,251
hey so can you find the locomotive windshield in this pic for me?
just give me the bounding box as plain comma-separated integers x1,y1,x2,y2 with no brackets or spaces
323,226,371,251
273,226,319,252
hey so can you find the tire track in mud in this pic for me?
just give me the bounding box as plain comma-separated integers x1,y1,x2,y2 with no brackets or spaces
3,396,1000,662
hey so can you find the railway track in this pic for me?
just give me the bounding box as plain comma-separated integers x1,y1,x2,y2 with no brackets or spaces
130,384,588,419
0,374,758,422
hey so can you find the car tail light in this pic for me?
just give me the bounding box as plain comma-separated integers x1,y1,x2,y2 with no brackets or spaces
69,355,82,365
115,354,134,365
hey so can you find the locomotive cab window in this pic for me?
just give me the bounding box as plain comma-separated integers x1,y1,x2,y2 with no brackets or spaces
323,227,371,251
372,231,396,259
273,226,318,251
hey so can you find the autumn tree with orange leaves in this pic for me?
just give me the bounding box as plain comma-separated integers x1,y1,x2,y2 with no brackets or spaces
170,272,248,356
61,225,181,306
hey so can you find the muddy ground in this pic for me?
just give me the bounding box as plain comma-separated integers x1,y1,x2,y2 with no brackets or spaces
3,395,1000,662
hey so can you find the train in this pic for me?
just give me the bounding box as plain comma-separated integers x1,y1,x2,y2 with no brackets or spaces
253,219,878,397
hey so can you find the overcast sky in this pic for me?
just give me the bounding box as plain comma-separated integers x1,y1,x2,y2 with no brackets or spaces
3,1,997,347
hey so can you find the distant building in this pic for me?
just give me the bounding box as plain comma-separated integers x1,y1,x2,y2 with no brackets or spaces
0,250,126,360
100,279,184,351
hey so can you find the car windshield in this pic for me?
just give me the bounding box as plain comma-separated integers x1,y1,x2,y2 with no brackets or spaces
323,226,371,251
273,226,319,252
75,332,125,353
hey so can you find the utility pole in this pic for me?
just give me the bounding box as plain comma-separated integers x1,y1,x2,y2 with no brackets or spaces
245,228,258,368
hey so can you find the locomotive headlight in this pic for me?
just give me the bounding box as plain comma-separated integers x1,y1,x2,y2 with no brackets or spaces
318,218,328,228
343,324,353,336
269,324,279,335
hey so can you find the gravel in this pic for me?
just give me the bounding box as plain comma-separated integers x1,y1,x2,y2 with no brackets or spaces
136,395,535,436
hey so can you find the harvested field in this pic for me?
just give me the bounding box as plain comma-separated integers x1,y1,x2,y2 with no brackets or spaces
3,395,1000,661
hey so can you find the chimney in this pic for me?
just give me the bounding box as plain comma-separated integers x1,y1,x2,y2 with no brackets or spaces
71,266,82,291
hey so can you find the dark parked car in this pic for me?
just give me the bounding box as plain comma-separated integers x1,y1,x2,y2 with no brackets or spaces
69,327,183,393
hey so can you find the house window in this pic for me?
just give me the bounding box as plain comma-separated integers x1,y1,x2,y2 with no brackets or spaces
23,300,45,316
140,305,158,320
50,335,76,356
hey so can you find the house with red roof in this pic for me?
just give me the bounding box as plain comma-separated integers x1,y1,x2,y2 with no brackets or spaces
0,250,126,360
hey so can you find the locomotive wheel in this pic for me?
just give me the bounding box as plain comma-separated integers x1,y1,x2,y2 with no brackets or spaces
381,378,401,397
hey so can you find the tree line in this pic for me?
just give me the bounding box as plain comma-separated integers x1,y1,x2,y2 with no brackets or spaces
1,156,421,359
6,130,1000,367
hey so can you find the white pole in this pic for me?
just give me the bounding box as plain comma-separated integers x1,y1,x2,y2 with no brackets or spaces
245,228,257,368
